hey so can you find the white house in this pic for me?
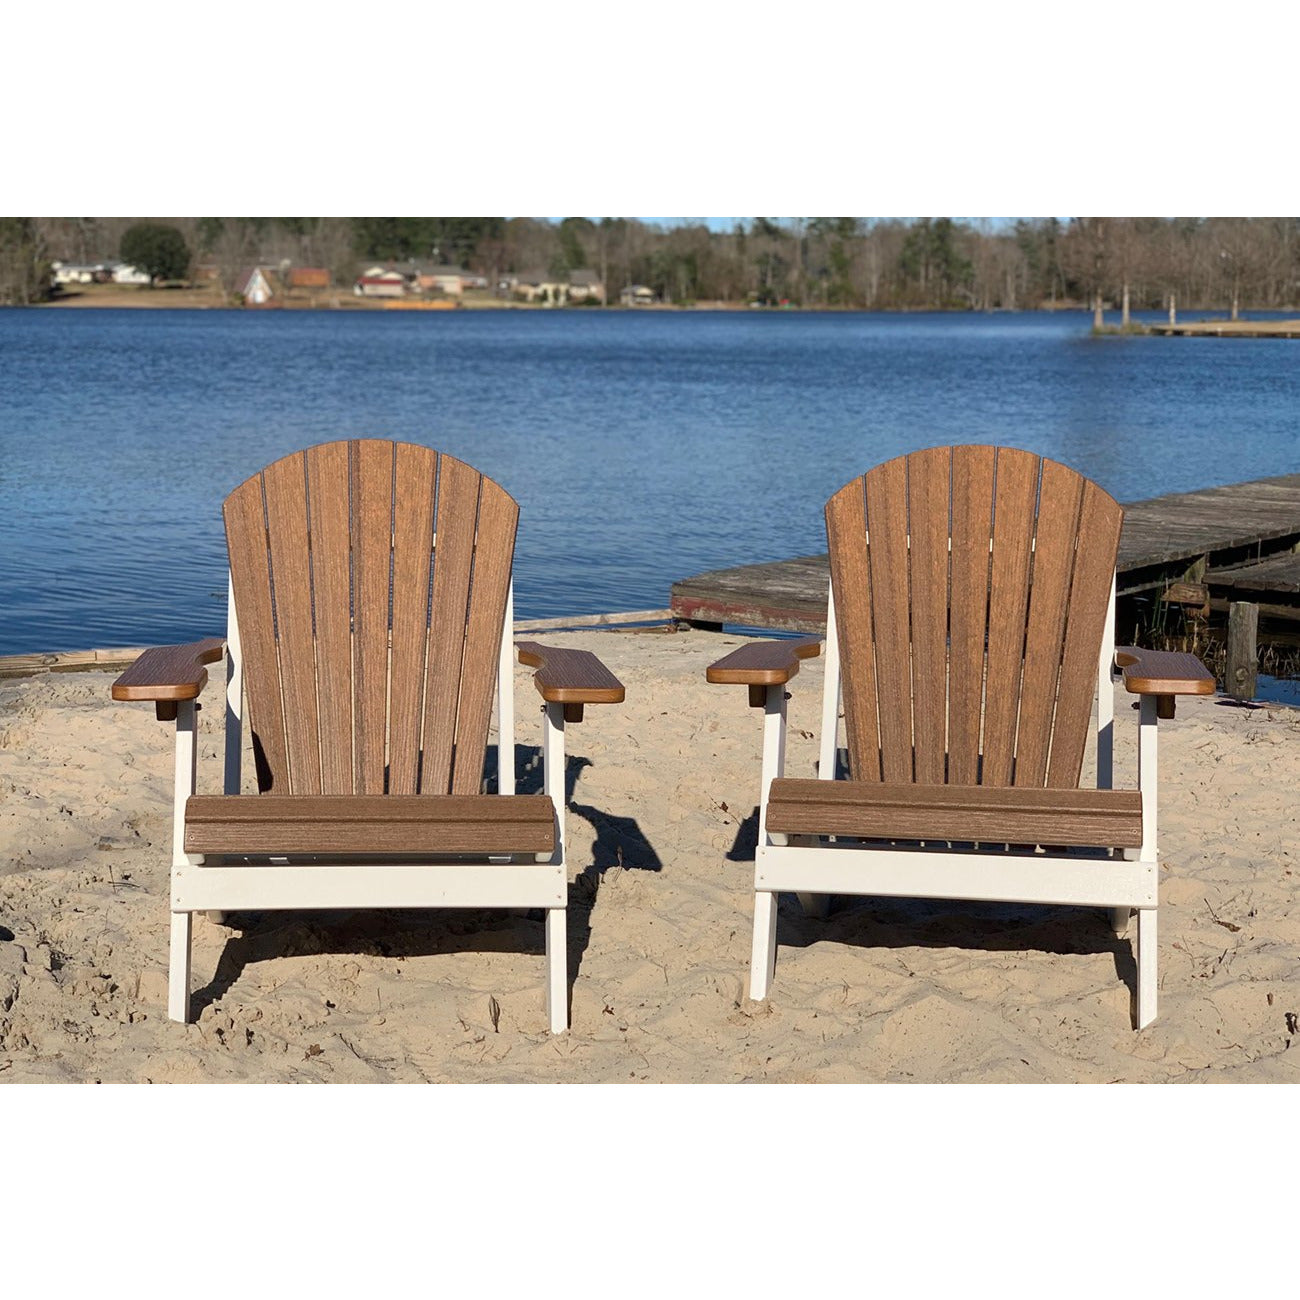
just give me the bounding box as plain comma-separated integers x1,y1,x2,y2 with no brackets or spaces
354,267,407,298
112,263,152,285
233,266,277,305
51,262,102,285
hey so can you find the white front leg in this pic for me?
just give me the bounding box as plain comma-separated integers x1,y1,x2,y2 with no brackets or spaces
169,699,201,1022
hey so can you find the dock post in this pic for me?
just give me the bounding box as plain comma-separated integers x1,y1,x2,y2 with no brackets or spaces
1226,601,1259,702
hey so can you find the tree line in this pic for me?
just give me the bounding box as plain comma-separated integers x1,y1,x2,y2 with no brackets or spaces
5,216,1299,313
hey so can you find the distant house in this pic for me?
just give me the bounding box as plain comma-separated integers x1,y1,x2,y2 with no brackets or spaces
233,266,278,305
620,284,656,306
568,269,605,303
504,270,571,305
410,264,478,296
112,263,152,285
287,266,330,289
51,261,103,285
354,267,407,298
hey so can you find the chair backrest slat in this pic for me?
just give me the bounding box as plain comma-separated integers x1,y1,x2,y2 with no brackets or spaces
981,452,1039,786
825,478,882,781
451,481,519,794
420,454,481,795
353,439,394,794
907,446,953,784
262,453,322,795
1046,479,1124,787
305,442,355,795
223,440,518,797
864,457,913,783
825,445,1122,791
947,445,996,785
225,476,289,792
1014,459,1085,785
387,443,438,795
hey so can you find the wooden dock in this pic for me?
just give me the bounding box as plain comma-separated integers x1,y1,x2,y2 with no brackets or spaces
671,472,1300,633
1148,319,1300,339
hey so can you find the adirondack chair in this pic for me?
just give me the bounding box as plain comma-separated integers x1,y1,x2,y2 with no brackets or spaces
111,439,624,1032
707,445,1213,1028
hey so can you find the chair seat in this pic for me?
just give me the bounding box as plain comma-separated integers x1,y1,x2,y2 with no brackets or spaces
184,795,556,856
765,780,1143,848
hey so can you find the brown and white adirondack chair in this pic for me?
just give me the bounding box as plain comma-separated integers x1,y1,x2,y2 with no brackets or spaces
111,439,624,1032
707,445,1213,1028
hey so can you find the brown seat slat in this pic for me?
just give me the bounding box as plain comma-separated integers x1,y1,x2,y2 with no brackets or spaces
185,795,556,855
766,779,1143,848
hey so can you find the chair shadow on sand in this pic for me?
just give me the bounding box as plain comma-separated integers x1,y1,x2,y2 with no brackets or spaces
724,809,1142,1016
190,743,662,1020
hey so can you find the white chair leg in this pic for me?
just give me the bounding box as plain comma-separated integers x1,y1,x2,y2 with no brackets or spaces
169,911,193,1023
750,889,778,1000
797,892,830,919
1136,907,1157,1029
545,907,568,1033
1109,906,1131,936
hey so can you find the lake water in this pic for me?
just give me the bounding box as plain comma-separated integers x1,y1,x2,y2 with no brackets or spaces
1,307,1298,657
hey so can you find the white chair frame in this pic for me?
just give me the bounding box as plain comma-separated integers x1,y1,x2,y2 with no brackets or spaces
164,574,571,1032
749,575,1164,1028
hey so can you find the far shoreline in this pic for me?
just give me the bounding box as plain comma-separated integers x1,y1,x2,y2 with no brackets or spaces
25,284,1299,322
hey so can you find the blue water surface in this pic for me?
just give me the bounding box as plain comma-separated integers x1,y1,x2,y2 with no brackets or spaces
1,307,1298,655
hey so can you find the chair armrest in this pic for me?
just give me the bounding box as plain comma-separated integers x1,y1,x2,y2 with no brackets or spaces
515,642,625,723
1114,647,1214,695
706,638,821,685
1114,646,1214,720
111,638,225,716
706,638,821,706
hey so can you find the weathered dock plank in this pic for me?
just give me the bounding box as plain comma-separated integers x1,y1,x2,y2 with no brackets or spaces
671,472,1300,632
1209,552,1300,596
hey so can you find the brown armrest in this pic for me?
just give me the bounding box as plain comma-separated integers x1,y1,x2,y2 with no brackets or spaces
111,639,225,714
515,642,625,722
1114,646,1214,719
706,638,821,686
1114,647,1215,695
707,638,821,707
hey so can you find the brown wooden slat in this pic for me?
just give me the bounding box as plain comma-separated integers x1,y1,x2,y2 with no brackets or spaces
948,445,996,785
111,638,225,701
421,455,481,795
352,439,394,794
224,474,289,792
1015,459,1084,786
907,447,951,784
825,477,881,781
387,444,438,795
981,449,1039,787
516,642,629,701
1048,481,1124,787
766,778,1143,848
305,442,354,795
185,794,555,855
864,456,912,782
705,637,821,686
263,451,321,795
451,475,519,795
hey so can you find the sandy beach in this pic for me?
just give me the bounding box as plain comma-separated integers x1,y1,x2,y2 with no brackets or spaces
1,626,1298,1084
